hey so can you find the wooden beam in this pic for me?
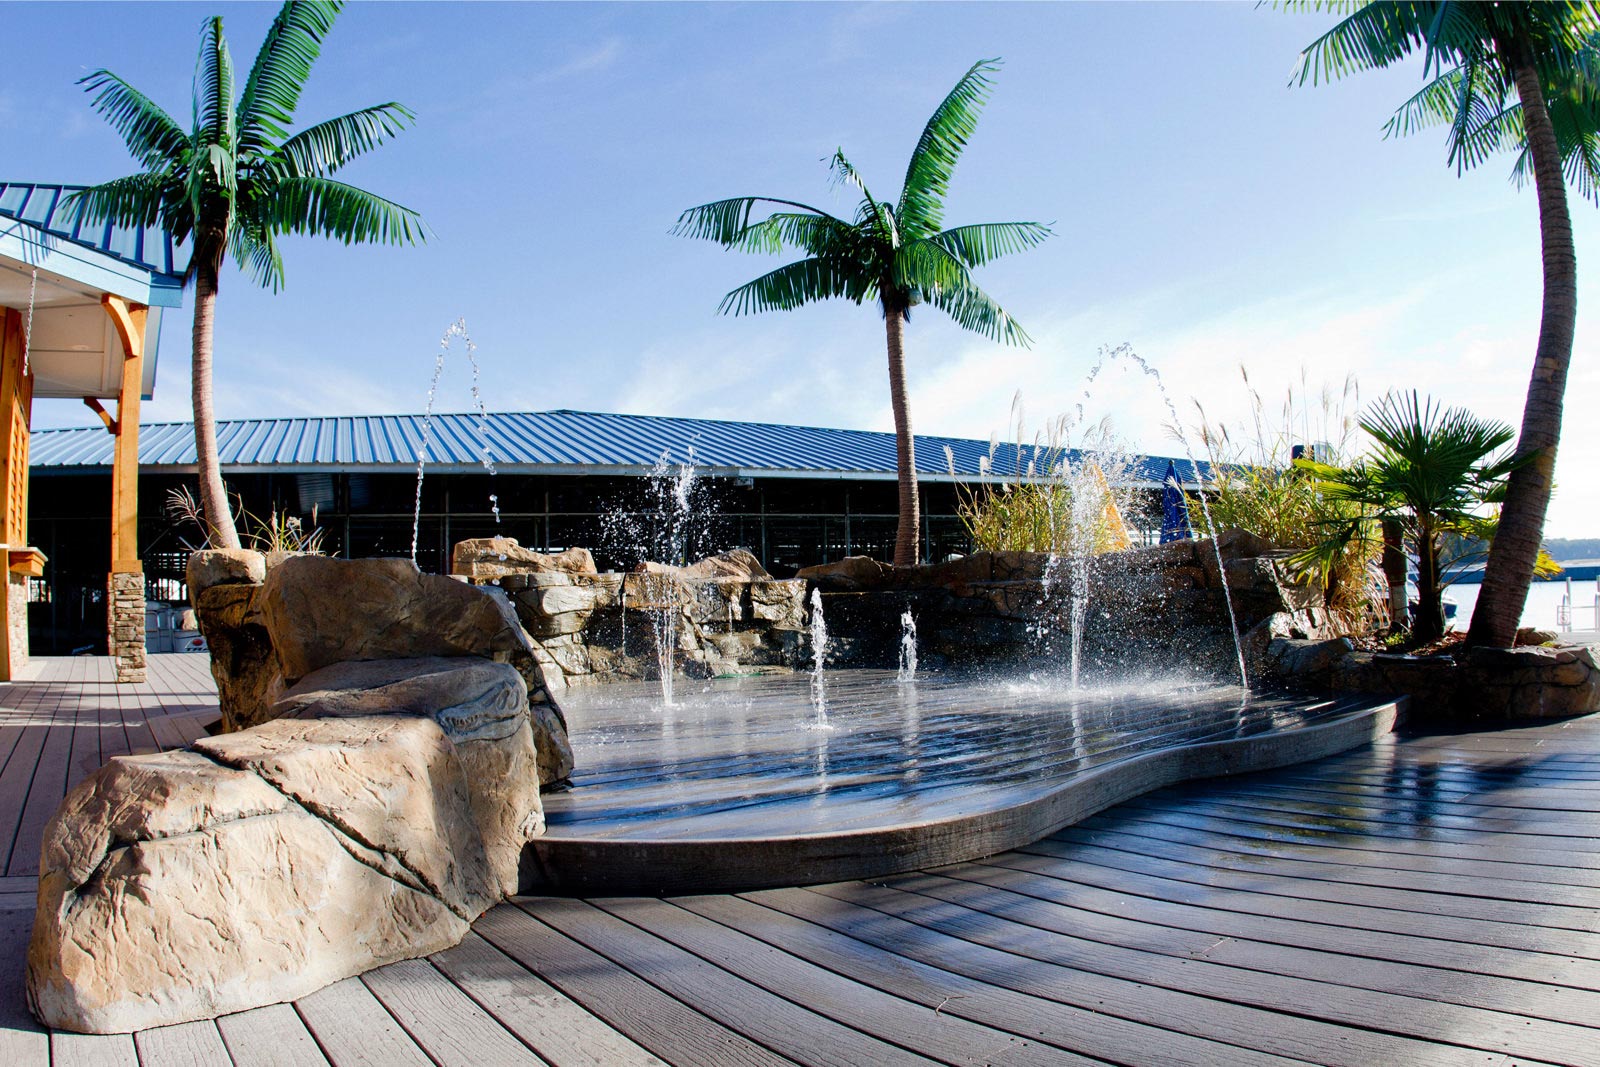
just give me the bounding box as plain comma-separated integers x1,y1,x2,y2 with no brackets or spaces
103,295,147,574
83,397,118,435
0,307,20,682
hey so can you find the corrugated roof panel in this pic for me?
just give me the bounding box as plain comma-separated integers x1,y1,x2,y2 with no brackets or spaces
29,409,1208,484
0,182,190,281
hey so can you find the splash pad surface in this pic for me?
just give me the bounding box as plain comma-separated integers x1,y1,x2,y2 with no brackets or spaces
528,671,1401,894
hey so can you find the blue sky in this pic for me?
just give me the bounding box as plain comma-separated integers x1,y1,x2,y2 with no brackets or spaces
6,1,1597,537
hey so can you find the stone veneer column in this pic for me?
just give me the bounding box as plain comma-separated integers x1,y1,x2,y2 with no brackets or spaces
108,571,146,683
7,572,28,675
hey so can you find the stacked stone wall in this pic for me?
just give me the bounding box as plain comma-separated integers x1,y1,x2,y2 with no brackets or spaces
107,571,145,683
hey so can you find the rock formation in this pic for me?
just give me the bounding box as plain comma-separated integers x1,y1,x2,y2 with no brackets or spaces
27,653,542,1033
189,552,573,785
457,544,809,686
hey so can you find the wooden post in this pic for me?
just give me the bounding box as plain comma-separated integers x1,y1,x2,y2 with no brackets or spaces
0,307,35,680
103,295,148,683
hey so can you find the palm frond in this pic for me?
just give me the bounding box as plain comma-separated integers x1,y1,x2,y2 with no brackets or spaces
828,150,896,245
931,221,1052,268
716,256,866,316
273,103,416,177
924,272,1031,346
263,175,426,245
228,215,285,291
1289,1,1429,86
238,0,341,154
898,58,1000,237
76,70,188,170
193,16,237,159
721,211,859,256
672,196,844,245
61,173,171,230
893,237,977,298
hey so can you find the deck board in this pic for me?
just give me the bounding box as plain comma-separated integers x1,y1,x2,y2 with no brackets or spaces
0,656,1595,1065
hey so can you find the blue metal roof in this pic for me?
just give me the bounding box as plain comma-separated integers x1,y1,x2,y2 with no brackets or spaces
0,182,190,281
28,409,1204,486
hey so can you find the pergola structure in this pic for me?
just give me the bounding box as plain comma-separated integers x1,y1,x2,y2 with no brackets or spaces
0,182,185,682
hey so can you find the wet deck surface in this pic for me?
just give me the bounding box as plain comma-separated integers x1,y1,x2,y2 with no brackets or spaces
3,655,1599,1065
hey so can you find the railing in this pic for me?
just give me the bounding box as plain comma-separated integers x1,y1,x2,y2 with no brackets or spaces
1557,581,1600,632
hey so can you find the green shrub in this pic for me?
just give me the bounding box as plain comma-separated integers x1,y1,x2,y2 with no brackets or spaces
1188,368,1379,631
949,405,1135,557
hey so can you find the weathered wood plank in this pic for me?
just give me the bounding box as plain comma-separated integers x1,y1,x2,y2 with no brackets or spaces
758,884,1506,1067
4,662,91,878
427,932,665,1067
820,878,1600,1064
705,889,1296,1067
938,858,1600,1006
293,978,432,1067
131,1019,231,1066
476,903,795,1067
527,897,937,1067
49,1031,140,1067
1079,812,1600,899
360,958,543,1067
593,896,1087,1067
215,1004,329,1067
0,906,48,1065
1038,828,1600,933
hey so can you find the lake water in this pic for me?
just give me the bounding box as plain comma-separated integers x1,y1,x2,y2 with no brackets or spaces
1445,577,1600,632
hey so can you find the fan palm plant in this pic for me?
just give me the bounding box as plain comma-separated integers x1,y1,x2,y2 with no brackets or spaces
1289,1,1600,647
1293,391,1522,642
68,0,425,549
674,59,1049,567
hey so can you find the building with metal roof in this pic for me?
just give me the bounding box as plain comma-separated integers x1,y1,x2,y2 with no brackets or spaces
2,180,187,679
26,407,1203,656
29,408,1204,485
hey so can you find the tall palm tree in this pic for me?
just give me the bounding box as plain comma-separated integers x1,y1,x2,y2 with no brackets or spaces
1291,1,1600,648
674,59,1049,567
1294,391,1521,643
68,0,425,549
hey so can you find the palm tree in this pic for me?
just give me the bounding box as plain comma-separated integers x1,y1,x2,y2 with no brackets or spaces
1290,1,1600,648
674,59,1049,567
68,1,425,549
1294,392,1521,642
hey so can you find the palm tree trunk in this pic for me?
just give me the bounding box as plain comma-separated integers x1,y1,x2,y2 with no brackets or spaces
1381,518,1408,633
192,240,241,551
883,300,920,567
1415,519,1444,643
1467,28,1577,649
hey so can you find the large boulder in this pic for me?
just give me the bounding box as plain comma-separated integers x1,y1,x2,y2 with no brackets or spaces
258,556,573,785
676,548,771,581
273,656,547,880
1462,643,1600,719
261,556,531,682
452,538,597,582
27,707,525,1033
188,549,282,732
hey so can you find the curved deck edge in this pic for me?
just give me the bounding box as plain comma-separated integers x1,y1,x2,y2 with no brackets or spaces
520,694,1404,896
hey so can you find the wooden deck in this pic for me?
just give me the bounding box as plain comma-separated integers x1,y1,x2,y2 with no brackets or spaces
2,654,1599,1065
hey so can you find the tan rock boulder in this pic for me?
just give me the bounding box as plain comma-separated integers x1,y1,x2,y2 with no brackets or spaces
27,727,486,1034
261,556,531,682
452,537,596,581
186,548,267,593
796,555,893,591
678,548,771,581
192,582,283,732
187,550,282,732
272,656,549,882
258,556,573,784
